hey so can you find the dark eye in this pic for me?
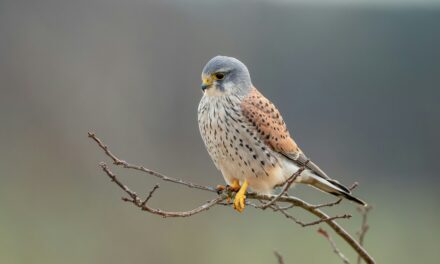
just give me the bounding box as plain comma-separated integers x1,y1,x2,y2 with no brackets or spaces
214,72,225,80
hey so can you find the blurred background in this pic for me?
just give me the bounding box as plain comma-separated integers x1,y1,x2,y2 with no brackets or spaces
1,0,439,263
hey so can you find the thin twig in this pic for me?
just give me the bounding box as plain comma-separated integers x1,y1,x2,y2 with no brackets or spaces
89,132,216,193
262,201,351,227
257,162,308,209
274,250,285,264
357,205,372,264
100,162,226,217
89,132,375,264
301,214,351,227
248,192,373,263
318,228,351,264
273,204,295,211
141,184,160,207
312,183,359,209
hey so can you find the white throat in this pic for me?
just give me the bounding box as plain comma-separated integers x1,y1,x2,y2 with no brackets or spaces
203,81,237,97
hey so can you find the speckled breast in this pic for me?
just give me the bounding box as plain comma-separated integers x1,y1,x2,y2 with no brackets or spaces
198,95,279,180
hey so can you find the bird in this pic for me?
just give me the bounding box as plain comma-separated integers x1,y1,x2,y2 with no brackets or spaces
197,55,366,212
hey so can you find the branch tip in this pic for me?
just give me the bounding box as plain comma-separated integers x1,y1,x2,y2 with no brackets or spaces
89,132,375,264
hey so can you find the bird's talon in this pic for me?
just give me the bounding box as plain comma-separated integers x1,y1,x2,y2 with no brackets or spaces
232,180,248,213
233,193,246,212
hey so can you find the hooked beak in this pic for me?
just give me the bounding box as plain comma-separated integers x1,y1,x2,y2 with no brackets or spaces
201,83,209,91
201,77,213,92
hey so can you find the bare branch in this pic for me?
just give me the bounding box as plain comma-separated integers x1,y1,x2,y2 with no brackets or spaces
257,161,308,209
263,202,351,227
89,132,375,264
274,250,285,264
99,162,226,218
357,205,372,264
247,192,374,263
318,228,351,264
312,182,359,209
89,132,216,193
301,214,351,227
312,198,343,209
141,184,160,207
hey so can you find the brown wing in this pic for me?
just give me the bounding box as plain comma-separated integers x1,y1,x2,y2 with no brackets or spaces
241,87,299,154
241,87,332,181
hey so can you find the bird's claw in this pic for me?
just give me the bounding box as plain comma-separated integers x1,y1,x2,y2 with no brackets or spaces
233,191,246,212
218,180,247,212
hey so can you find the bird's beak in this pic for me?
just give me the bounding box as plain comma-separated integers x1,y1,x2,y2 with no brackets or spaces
201,77,213,92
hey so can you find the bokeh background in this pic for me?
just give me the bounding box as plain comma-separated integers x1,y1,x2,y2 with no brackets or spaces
1,0,439,263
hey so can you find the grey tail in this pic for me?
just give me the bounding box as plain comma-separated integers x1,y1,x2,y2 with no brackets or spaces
301,174,367,206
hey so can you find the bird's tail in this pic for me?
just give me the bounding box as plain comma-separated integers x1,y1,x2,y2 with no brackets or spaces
298,172,367,206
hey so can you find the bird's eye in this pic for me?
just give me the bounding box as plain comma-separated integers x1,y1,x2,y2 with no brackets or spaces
214,72,225,80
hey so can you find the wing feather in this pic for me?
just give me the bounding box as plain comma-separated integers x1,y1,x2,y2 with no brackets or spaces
241,87,332,181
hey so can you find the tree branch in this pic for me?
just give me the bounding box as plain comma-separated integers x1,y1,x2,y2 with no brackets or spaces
88,132,216,193
259,201,351,227
318,228,351,264
357,205,372,264
257,161,308,209
99,162,226,217
312,183,359,209
141,184,160,207
88,132,375,264
274,250,285,264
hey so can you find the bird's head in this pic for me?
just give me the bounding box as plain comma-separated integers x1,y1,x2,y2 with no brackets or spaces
201,56,252,97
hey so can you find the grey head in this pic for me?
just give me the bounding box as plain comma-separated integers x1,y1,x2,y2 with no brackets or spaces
201,56,252,97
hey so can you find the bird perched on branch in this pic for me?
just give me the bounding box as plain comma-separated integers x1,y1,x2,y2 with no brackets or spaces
197,56,366,212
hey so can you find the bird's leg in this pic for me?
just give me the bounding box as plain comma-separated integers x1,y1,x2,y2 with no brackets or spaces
216,179,241,193
228,179,241,192
233,180,248,213
227,179,241,204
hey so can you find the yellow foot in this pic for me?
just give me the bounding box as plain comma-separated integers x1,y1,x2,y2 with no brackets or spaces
233,180,248,213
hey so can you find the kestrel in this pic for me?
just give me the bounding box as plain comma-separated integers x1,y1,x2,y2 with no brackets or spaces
197,56,366,212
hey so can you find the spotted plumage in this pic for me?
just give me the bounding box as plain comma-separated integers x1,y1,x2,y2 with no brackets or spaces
198,56,366,211
241,88,299,154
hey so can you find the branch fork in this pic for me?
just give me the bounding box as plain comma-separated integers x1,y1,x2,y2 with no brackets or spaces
88,132,375,264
